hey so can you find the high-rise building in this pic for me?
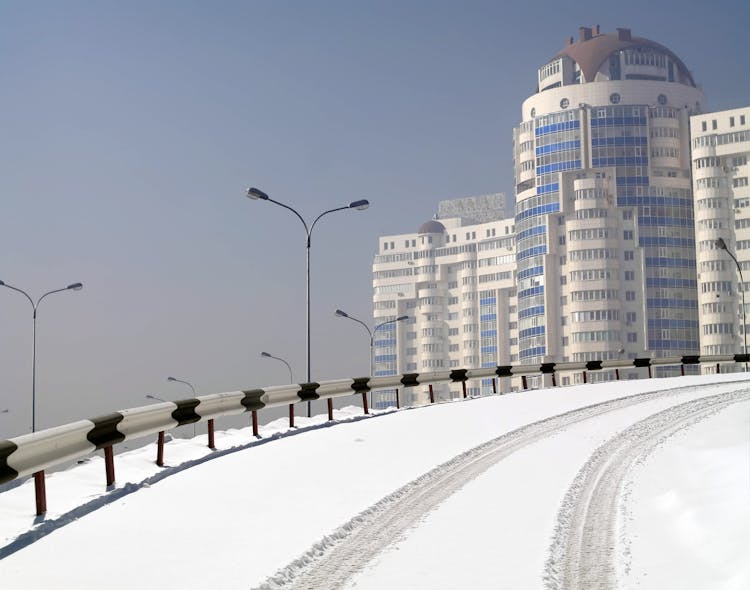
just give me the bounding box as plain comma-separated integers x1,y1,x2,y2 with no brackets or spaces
513,26,704,381
691,107,750,366
372,205,517,407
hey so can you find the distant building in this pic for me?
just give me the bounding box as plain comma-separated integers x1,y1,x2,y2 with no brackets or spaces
372,212,517,407
437,193,506,225
691,106,750,367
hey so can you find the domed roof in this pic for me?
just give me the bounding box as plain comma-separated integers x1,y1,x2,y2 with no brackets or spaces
418,220,446,234
553,27,695,87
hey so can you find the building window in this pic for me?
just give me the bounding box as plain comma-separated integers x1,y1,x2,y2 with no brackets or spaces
658,94,668,105
624,271,635,280
624,251,634,261
712,120,717,130
626,291,636,301
702,121,707,132
609,92,621,104
624,230,634,240
627,333,637,343
560,98,569,109
730,116,736,128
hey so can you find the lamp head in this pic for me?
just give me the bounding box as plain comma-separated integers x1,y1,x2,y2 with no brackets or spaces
716,237,728,250
334,309,349,318
261,351,272,357
396,315,409,321
246,187,269,200
67,282,83,291
349,199,369,211
167,376,177,382
0,280,4,286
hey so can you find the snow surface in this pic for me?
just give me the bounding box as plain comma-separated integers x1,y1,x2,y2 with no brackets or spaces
1,374,749,589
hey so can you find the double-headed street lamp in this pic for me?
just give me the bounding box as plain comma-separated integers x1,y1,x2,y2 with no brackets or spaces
0,280,83,432
335,309,408,411
716,237,748,371
246,187,369,418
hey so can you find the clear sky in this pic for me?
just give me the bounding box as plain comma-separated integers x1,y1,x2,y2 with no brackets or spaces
1,0,749,436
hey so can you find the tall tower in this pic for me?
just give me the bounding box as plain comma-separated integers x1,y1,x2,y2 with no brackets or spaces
692,107,750,365
513,26,705,381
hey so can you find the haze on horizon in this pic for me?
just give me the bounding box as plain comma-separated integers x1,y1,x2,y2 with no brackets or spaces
1,0,749,437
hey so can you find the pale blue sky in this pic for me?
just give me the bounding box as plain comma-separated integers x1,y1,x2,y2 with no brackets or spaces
1,0,748,436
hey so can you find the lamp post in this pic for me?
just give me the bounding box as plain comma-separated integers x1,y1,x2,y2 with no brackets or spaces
0,280,83,432
261,351,295,427
167,376,197,437
246,186,369,418
716,237,748,371
335,309,408,410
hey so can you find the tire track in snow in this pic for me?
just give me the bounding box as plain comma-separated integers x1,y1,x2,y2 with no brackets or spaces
253,381,745,590
544,387,750,590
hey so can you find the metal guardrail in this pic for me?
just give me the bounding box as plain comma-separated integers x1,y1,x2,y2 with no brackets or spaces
1,353,747,515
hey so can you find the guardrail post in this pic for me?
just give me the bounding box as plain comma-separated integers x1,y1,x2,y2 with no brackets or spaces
104,445,115,487
289,404,295,428
429,383,435,403
207,419,215,449
492,378,497,394
648,365,653,378
522,375,528,390
327,398,334,421
583,371,587,384
395,389,400,409
361,392,369,415
716,362,721,374
680,364,685,376
462,381,467,399
615,368,620,380
156,431,165,467
34,470,47,516
551,373,557,387
252,410,259,438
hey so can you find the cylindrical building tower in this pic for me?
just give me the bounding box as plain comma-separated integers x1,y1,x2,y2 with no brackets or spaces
513,26,705,381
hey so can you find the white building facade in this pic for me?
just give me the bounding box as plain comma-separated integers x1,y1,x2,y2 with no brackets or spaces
372,212,517,407
514,26,705,382
691,107,750,366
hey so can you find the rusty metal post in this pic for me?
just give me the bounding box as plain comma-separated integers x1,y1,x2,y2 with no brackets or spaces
289,404,295,428
104,446,115,487
429,383,435,404
34,470,46,516
207,418,215,449
361,392,369,415
492,378,497,394
156,431,165,467
252,410,259,437
583,371,587,384
462,381,467,399
522,375,528,390
395,388,400,409
327,398,334,421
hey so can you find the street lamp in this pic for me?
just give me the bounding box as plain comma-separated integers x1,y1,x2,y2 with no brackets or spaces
145,394,167,403
246,186,369,418
335,309,408,410
716,237,748,371
166,376,197,436
261,351,293,383
261,351,296,427
0,280,83,432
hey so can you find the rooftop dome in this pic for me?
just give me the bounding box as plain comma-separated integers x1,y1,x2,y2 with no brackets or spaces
552,26,695,87
418,220,446,234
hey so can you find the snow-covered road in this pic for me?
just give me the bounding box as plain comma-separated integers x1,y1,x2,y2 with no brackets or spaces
1,375,749,589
